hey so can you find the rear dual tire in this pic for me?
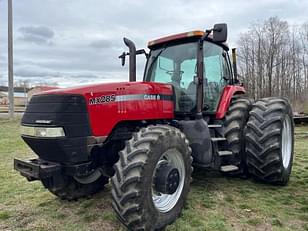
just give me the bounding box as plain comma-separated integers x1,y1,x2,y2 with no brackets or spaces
245,97,294,185
223,95,253,176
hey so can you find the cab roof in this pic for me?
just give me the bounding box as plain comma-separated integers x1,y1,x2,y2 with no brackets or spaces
148,30,229,50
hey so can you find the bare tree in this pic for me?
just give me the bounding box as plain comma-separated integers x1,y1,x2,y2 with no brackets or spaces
237,17,308,112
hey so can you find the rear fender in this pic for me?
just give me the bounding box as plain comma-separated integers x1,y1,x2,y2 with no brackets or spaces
216,85,245,119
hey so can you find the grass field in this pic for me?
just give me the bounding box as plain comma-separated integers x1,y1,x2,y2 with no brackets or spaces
0,119,307,231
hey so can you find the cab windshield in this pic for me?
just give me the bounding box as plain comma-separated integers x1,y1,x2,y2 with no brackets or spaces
145,42,198,112
145,41,229,113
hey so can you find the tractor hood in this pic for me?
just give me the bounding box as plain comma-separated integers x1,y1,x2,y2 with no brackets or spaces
37,81,173,99
30,81,175,136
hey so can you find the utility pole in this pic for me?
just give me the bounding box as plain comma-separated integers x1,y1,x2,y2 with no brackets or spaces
8,0,14,118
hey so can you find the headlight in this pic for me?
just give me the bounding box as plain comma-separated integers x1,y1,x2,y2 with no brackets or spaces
21,126,65,138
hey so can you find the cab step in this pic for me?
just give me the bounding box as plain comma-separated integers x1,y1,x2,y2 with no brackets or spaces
218,150,233,156
220,165,239,172
208,124,222,128
211,137,226,142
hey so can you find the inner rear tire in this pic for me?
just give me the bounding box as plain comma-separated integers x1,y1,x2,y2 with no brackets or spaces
111,125,192,231
245,97,294,185
222,95,253,176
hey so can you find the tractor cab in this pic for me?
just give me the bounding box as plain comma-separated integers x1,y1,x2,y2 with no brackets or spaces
121,24,239,120
145,30,232,116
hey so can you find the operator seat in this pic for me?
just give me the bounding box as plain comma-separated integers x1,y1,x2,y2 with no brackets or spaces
186,77,220,112
204,79,220,111
180,77,197,112
186,79,196,99
169,73,182,111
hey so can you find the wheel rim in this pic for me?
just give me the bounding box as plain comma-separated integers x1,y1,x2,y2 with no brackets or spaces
282,115,292,169
152,148,185,213
74,168,102,184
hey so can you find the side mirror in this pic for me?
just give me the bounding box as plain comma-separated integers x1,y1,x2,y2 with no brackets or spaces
119,52,126,66
213,23,227,43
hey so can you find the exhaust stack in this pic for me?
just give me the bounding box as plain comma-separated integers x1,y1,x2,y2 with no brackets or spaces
232,48,238,83
123,37,136,82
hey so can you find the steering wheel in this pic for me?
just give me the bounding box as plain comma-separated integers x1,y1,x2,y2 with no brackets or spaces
166,70,174,75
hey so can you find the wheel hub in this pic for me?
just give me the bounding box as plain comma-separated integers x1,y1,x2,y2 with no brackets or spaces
154,164,180,194
152,148,186,213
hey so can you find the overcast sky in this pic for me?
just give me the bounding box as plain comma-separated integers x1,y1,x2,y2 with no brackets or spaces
0,0,307,87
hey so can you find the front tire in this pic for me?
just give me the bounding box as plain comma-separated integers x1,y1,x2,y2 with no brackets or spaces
245,97,294,185
111,125,192,231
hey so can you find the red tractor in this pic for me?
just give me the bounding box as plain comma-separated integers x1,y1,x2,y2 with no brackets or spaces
15,24,294,230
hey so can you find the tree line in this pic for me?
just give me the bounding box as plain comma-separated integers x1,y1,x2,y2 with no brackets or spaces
237,17,308,113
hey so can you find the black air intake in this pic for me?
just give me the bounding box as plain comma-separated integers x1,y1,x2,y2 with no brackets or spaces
22,94,91,137
21,94,91,163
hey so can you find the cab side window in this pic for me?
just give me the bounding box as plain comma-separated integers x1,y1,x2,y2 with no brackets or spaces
222,52,232,82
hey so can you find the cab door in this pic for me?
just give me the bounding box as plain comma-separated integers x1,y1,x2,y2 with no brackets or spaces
203,41,232,112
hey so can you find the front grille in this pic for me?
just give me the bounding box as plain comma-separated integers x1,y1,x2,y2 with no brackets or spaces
21,94,91,163
22,94,91,137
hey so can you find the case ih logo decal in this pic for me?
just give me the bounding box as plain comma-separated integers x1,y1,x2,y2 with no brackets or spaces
144,94,160,100
89,94,172,105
